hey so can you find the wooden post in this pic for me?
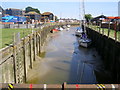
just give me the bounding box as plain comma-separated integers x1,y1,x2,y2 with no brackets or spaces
13,33,17,83
33,33,36,61
99,23,101,33
114,21,117,41
107,21,111,38
29,35,33,69
38,33,41,54
36,34,38,54
23,38,27,83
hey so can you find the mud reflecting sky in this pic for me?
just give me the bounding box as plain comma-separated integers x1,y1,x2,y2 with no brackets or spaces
27,27,106,84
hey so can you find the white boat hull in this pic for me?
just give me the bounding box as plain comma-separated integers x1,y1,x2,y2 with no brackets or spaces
75,31,82,36
78,39,91,48
75,27,83,36
79,42,91,48
67,25,71,28
58,27,64,31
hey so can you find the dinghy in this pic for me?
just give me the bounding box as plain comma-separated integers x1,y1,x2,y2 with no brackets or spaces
78,38,91,48
51,28,59,33
58,27,64,31
75,27,83,36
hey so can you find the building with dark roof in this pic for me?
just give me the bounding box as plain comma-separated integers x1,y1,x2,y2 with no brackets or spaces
41,12,54,22
24,11,41,20
5,8,23,16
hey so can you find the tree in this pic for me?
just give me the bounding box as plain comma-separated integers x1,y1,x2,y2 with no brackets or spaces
55,16,58,21
25,6,40,14
85,14,92,22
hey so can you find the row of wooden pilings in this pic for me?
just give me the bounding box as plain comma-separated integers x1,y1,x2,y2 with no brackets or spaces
0,25,56,83
0,22,80,84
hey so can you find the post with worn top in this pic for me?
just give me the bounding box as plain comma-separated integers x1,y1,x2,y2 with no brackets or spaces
29,35,33,69
23,38,27,83
33,32,36,61
107,21,111,38
13,46,17,83
114,21,117,41
38,32,41,54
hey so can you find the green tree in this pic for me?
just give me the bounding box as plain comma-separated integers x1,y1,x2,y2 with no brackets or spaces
85,14,92,22
55,16,58,21
25,6,40,14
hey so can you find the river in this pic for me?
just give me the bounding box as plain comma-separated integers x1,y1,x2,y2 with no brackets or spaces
27,27,108,84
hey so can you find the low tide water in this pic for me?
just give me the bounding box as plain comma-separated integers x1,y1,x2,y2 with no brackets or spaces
27,27,110,84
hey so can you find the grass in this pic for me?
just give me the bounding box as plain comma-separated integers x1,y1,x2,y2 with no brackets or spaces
0,28,38,49
88,25,120,42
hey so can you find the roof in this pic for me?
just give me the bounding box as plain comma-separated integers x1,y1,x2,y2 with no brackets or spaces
25,11,40,15
107,17,120,19
91,15,108,21
0,6,4,11
42,12,53,15
6,8,22,11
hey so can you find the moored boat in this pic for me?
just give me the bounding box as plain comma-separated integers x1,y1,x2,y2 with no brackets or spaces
78,38,91,48
51,28,59,33
75,27,83,36
58,27,64,31
67,25,71,28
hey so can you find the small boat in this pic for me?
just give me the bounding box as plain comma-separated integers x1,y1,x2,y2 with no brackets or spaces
58,27,64,31
51,28,59,33
62,25,67,29
66,28,70,31
75,27,83,36
78,38,91,48
67,25,71,28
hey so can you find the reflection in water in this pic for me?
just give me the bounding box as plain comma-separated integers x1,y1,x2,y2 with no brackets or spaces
27,27,108,84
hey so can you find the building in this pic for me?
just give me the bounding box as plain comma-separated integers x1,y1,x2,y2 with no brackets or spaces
59,18,78,23
5,8,23,16
41,12,54,22
0,6,5,21
24,11,41,23
118,1,120,16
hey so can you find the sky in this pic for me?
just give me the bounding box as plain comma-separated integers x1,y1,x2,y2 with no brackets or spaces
1,0,120,19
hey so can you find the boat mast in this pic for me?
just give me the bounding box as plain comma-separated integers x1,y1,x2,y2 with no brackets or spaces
79,0,83,28
82,0,86,32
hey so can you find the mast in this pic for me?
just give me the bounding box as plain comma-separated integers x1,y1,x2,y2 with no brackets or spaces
79,0,81,27
79,0,85,29
82,0,86,33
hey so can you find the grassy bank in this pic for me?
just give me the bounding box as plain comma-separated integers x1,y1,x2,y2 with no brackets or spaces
88,25,120,42
0,28,38,49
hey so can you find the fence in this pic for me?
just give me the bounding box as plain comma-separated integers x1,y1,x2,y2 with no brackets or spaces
1,22,80,29
87,22,120,42
0,25,55,83
1,24,44,29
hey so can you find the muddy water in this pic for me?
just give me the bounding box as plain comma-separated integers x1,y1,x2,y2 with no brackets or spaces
27,27,106,84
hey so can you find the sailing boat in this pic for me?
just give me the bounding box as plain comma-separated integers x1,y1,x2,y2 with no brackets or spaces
78,0,92,48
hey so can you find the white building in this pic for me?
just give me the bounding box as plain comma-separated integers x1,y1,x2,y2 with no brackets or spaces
118,1,120,16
